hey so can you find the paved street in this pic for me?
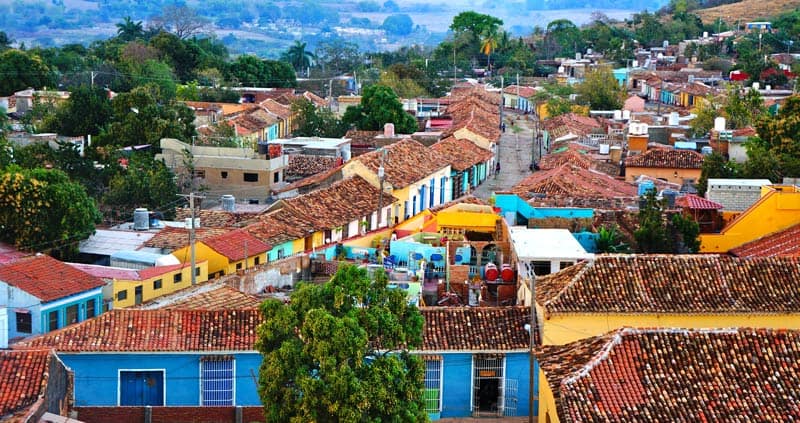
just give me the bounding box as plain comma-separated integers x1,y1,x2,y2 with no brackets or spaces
472,110,538,200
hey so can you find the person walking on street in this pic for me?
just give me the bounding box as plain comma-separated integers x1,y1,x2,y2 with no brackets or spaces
495,161,501,178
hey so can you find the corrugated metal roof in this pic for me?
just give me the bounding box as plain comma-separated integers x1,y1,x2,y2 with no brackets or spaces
79,229,156,256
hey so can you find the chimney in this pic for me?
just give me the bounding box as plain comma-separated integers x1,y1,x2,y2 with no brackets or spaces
384,123,395,137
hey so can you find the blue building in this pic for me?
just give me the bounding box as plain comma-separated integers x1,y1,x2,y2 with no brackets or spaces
418,306,535,419
0,254,104,348
16,309,263,408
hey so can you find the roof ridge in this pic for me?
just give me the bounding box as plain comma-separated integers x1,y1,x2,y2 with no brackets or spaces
544,260,592,308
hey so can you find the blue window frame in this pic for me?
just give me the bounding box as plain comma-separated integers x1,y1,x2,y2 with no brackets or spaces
201,358,234,406
429,178,435,207
440,177,446,204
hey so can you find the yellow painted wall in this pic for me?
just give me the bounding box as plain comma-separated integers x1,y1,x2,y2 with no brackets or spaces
292,238,305,255
540,312,800,345
224,252,268,275
536,102,550,120
624,167,701,186
437,210,498,232
112,262,209,309
700,186,800,253
628,135,648,152
174,243,229,276
344,228,394,248
453,127,492,151
537,369,560,423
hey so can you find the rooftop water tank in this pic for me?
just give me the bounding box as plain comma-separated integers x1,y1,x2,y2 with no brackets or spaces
484,263,499,281
638,180,656,196
662,189,678,208
622,110,631,120
613,110,622,120
133,208,149,231
221,194,236,212
668,112,679,126
714,117,726,132
500,264,514,282
701,146,713,155
599,144,610,155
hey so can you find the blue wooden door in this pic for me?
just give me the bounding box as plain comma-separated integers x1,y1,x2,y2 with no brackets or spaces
120,371,164,406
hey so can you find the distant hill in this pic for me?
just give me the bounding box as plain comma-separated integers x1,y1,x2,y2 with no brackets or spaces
696,0,800,23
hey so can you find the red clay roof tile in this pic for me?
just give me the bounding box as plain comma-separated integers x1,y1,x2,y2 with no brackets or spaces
625,148,704,169
202,230,271,261
0,349,53,418
730,224,800,258
538,327,800,422
353,139,449,188
674,194,723,210
420,306,531,351
14,309,263,352
536,255,800,314
0,255,104,303
430,136,493,171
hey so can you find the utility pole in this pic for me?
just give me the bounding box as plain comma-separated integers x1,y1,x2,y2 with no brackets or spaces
90,71,97,89
499,75,504,128
179,192,205,285
377,148,387,227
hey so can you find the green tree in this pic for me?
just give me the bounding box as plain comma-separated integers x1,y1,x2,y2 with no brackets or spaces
594,224,631,253
546,96,572,117
0,50,55,96
575,66,624,110
689,97,720,137
696,152,738,196
724,86,765,129
103,153,179,221
634,190,700,253
378,65,428,99
51,86,112,137
546,19,582,58
116,16,144,42
149,31,201,82
0,167,100,259
291,98,348,138
225,55,297,88
97,86,195,149
382,14,414,36
281,41,316,76
750,94,800,179
450,11,503,40
0,31,12,50
256,264,426,422
342,85,418,134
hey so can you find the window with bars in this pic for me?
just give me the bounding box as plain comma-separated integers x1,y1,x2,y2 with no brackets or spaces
200,357,234,406
423,358,443,415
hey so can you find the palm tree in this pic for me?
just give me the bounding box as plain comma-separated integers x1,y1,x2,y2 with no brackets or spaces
480,29,498,70
282,41,316,77
116,16,144,42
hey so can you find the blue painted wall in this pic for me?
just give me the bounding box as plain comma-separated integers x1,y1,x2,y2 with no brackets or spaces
61,352,263,406
267,241,294,261
439,352,536,418
39,291,104,333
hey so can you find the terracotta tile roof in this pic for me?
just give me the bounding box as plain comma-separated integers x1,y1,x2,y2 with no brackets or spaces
201,229,271,261
625,148,704,169
302,91,329,107
258,99,291,119
512,164,637,200
174,208,259,228
677,81,714,96
247,207,315,245
14,309,262,352
538,327,800,422
143,226,230,251
0,255,104,303
352,139,450,188
733,126,757,137
0,349,53,419
539,149,594,170
445,113,501,143
674,193,723,210
273,164,343,194
536,255,800,314
420,306,532,351
730,224,800,258
430,136,493,171
135,282,262,310
279,175,399,230
503,85,538,98
286,154,338,177
67,262,194,281
344,129,381,147
542,113,603,139
446,96,498,118
247,108,279,126
183,101,250,116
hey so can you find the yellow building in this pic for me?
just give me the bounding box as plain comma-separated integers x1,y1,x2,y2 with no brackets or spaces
110,261,209,309
700,185,800,253
623,148,703,185
173,229,270,278
343,139,452,224
530,254,800,346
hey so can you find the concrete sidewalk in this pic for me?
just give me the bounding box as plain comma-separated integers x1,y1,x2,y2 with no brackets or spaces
472,111,537,200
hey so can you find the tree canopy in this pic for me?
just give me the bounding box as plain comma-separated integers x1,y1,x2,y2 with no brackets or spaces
343,85,418,134
0,50,55,96
257,264,426,422
575,66,625,110
634,190,700,253
0,167,100,259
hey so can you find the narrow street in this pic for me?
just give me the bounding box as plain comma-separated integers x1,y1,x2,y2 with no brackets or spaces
472,109,538,200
